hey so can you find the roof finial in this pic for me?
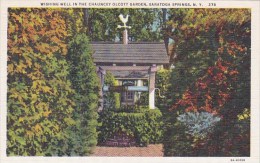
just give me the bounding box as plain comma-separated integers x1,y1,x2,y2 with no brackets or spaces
117,14,131,45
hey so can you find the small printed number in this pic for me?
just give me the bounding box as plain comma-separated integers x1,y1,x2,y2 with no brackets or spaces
230,159,246,162
209,3,216,6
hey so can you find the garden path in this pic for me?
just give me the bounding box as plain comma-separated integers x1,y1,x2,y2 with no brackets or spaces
91,144,163,157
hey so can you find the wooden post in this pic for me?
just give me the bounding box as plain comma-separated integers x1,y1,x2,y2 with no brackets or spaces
135,80,142,103
123,29,128,45
97,67,106,111
149,65,157,109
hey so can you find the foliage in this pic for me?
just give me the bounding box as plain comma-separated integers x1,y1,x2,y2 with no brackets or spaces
154,69,172,139
177,112,221,138
66,34,100,156
136,92,149,106
199,108,250,156
163,9,251,156
164,112,221,156
7,8,100,156
163,118,195,156
63,8,86,38
86,8,163,42
155,69,172,112
104,72,120,109
7,8,75,156
98,107,163,146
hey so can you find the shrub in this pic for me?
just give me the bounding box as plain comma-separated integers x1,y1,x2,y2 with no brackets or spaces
103,72,120,109
177,112,221,138
7,8,76,156
155,69,172,110
200,108,250,156
164,112,221,156
66,34,100,156
98,108,163,146
163,120,195,156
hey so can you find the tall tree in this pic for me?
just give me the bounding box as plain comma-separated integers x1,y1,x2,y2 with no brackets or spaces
7,8,75,155
86,8,163,42
7,8,100,156
66,34,100,155
163,8,251,156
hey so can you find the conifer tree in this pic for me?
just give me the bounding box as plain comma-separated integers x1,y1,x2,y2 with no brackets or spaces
66,34,100,155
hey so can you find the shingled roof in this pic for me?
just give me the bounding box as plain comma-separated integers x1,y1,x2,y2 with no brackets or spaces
91,42,169,65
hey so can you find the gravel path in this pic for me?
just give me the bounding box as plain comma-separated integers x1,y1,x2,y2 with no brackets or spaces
91,144,164,157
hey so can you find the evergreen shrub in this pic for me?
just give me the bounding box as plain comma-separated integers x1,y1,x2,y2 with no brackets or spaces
103,72,120,109
98,107,163,146
66,34,100,156
177,112,221,138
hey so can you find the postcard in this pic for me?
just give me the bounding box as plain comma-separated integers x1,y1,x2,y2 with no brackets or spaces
0,0,259,163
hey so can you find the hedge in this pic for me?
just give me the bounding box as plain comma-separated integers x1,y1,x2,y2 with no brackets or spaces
98,107,163,146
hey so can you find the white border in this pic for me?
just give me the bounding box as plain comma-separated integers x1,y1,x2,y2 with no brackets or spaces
1,0,259,163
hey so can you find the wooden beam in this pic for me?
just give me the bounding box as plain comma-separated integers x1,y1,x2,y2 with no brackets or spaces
100,66,150,71
103,86,148,92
